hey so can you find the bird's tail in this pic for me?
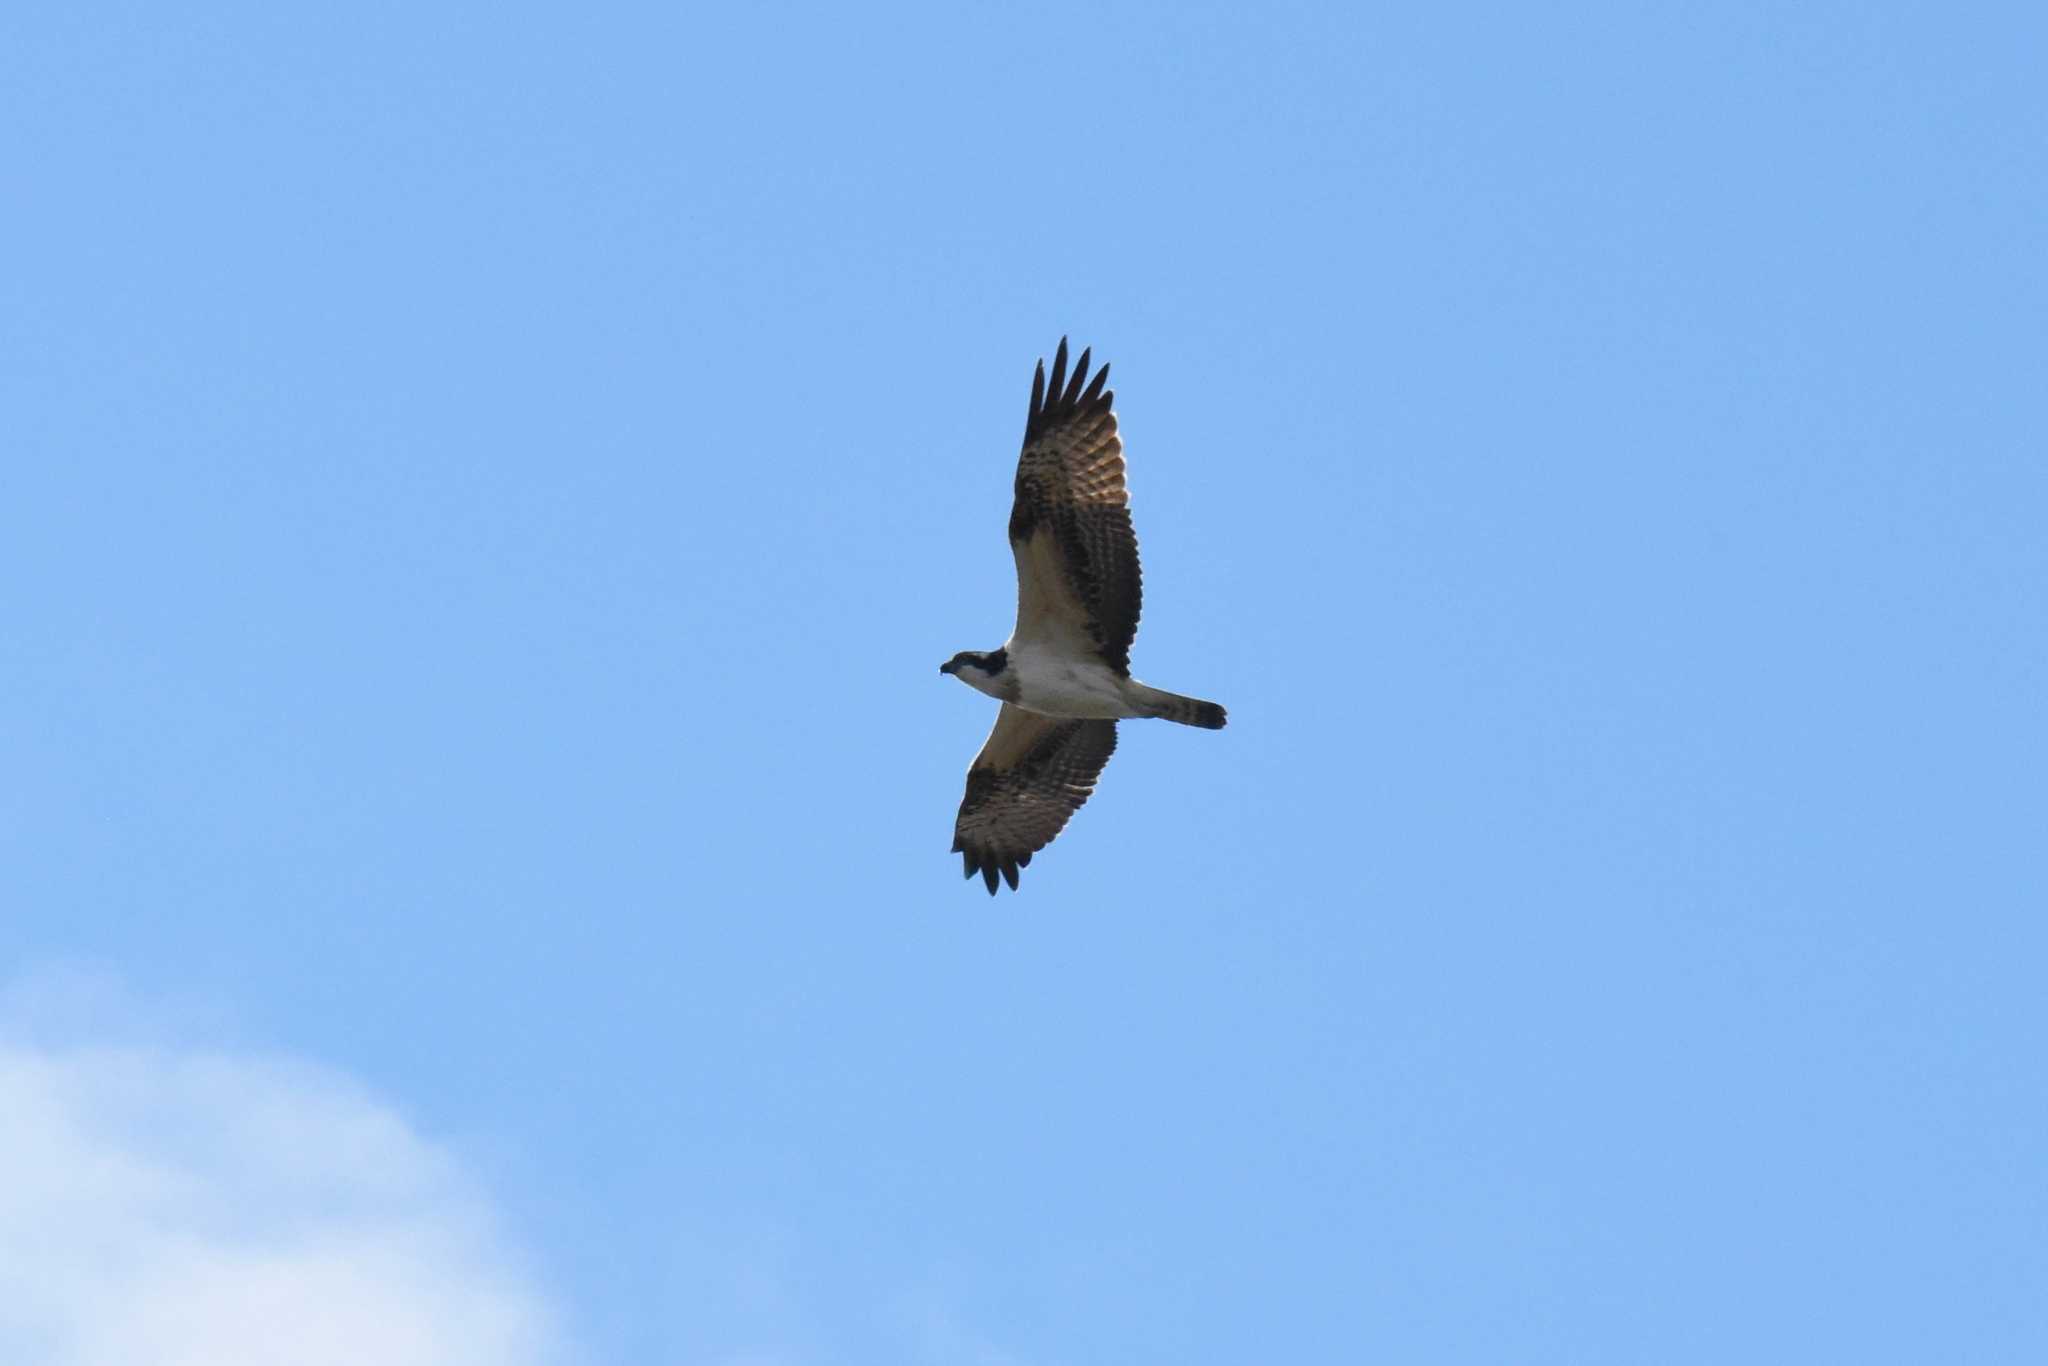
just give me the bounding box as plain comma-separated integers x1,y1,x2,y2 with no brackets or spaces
1128,682,1228,730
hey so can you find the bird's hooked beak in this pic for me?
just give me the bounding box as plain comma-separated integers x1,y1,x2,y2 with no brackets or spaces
938,659,959,676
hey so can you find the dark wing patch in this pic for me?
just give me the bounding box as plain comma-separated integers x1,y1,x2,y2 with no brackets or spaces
952,705,1119,895
1009,338,1143,674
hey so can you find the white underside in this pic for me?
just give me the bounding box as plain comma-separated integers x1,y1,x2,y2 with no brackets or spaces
1002,640,1148,719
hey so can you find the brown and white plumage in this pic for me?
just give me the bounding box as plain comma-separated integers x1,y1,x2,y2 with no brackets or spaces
951,706,1118,893
942,339,1226,895
1009,340,1143,675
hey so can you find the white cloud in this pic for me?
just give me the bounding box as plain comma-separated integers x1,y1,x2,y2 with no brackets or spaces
0,977,567,1366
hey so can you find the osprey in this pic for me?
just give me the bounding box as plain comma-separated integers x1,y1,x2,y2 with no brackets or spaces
941,338,1227,894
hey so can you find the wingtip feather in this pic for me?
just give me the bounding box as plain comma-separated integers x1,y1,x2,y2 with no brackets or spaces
1065,348,1092,404
1080,361,1110,406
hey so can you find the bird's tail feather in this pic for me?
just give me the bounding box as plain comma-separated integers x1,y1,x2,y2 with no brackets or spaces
1129,683,1228,730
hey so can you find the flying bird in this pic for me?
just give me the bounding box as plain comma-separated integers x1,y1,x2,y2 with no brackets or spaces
941,338,1227,894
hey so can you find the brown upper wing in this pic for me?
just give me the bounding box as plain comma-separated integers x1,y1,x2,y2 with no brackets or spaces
951,703,1119,894
1008,339,1143,675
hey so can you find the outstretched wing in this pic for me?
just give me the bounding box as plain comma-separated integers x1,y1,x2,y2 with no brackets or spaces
952,704,1119,894
1009,339,1143,675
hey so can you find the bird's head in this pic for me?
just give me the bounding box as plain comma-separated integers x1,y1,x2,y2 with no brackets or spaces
939,648,1009,692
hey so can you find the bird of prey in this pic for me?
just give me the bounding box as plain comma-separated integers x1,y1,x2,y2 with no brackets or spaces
941,338,1227,894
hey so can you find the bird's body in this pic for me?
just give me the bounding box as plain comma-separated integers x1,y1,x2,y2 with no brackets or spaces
951,641,1133,719
1007,642,1135,719
951,641,1221,724
940,339,1226,894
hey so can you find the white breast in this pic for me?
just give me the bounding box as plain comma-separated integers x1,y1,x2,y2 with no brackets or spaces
1004,641,1137,719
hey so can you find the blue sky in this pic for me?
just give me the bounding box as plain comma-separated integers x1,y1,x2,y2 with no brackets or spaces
3,2,2044,1362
